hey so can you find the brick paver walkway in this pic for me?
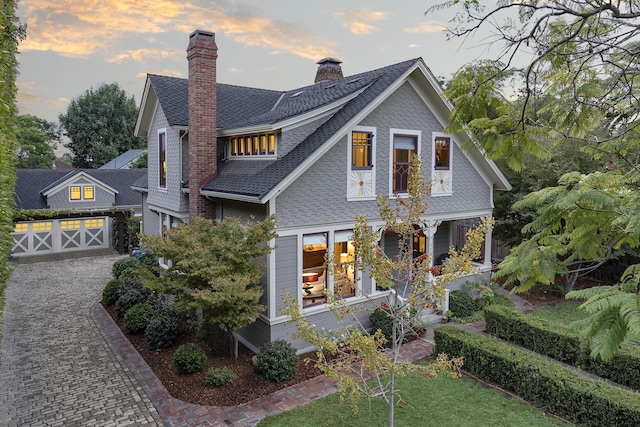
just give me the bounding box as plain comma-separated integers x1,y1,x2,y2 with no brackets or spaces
0,255,163,426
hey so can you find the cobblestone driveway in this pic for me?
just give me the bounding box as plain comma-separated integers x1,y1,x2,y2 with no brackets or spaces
0,254,164,427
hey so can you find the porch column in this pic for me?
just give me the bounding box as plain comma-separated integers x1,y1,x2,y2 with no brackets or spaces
483,224,493,267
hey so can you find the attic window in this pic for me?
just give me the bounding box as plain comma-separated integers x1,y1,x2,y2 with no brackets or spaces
70,185,95,201
229,132,277,157
291,91,305,98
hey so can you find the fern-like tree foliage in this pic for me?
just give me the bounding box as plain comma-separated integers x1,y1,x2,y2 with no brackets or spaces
283,157,491,427
430,1,640,359
139,216,277,359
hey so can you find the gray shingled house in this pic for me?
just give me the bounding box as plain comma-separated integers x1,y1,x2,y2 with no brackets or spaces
133,30,511,352
12,168,146,258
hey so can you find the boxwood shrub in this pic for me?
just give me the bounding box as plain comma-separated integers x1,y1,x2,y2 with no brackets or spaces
256,339,298,383
173,343,208,374
102,278,123,306
448,290,475,318
434,326,640,427
484,304,640,389
123,302,155,334
112,257,139,279
145,313,180,351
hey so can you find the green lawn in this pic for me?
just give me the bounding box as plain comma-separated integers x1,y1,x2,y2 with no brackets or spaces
259,369,570,427
528,301,586,324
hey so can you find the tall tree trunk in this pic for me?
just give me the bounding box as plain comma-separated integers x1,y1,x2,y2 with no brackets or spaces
565,270,579,294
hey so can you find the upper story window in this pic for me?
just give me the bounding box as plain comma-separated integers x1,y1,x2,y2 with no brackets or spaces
391,129,421,194
435,136,451,170
229,133,276,157
347,126,376,199
70,185,94,201
432,133,452,195
351,131,373,169
158,130,167,188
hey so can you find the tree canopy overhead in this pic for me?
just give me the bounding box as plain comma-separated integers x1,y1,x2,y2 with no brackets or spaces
59,82,145,168
430,1,640,359
15,115,59,168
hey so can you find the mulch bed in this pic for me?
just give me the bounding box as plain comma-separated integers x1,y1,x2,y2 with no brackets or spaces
102,303,324,407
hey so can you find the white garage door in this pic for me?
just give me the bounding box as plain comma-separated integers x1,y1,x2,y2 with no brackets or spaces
11,217,110,257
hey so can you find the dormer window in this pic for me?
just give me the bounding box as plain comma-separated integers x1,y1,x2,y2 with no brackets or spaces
69,185,94,201
229,133,276,157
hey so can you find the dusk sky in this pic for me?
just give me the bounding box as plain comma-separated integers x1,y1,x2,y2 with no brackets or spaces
15,1,507,124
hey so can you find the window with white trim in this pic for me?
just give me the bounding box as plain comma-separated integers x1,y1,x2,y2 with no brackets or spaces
347,126,376,199
390,129,421,194
432,133,452,195
69,185,95,201
158,130,167,188
302,230,357,307
229,132,276,157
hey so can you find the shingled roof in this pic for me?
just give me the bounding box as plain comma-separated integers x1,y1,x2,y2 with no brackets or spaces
143,58,423,201
14,169,147,209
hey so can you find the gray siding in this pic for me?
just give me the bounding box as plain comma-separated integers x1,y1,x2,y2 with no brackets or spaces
146,105,189,213
275,235,298,316
47,178,115,210
275,82,493,229
237,318,271,353
140,193,159,236
220,200,267,222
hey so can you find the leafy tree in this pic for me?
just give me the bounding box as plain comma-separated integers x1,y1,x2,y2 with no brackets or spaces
430,0,640,359
59,82,145,168
284,157,489,427
139,216,277,359
15,114,59,168
0,1,25,288
128,151,147,168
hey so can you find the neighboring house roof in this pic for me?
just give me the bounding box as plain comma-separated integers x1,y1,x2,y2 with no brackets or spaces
14,168,147,210
135,57,511,202
99,149,146,169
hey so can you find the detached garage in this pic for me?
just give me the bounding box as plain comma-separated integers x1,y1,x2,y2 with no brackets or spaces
12,168,146,259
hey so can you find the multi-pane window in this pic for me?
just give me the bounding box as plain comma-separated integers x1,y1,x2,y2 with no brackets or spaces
70,185,94,201
60,220,81,230
302,233,328,307
333,230,356,299
435,136,451,170
230,133,276,156
32,222,52,232
85,218,104,228
351,131,372,169
14,223,29,233
158,131,167,187
393,134,418,193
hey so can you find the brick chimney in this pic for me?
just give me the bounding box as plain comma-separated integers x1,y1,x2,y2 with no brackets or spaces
314,57,343,83
187,29,218,223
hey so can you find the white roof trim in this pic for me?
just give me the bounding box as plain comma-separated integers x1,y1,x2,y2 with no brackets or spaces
41,171,119,197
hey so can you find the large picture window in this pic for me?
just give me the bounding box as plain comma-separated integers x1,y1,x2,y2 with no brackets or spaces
333,230,356,299
392,134,418,193
158,131,167,188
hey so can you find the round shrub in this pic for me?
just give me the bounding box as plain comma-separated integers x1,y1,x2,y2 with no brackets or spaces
256,339,298,383
145,313,180,351
102,278,123,306
115,288,147,319
112,257,139,279
123,303,155,334
173,343,208,374
449,290,475,318
204,367,236,386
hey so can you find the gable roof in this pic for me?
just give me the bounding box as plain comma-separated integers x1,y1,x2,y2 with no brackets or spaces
14,169,147,210
100,149,146,169
135,57,511,203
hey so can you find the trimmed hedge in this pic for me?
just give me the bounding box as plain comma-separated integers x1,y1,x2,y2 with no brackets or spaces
484,304,640,389
434,326,640,427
